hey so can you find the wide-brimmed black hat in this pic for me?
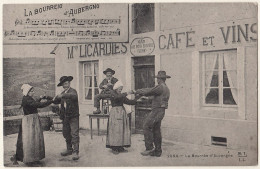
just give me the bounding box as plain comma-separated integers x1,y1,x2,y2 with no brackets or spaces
103,68,115,75
154,71,171,79
57,76,73,86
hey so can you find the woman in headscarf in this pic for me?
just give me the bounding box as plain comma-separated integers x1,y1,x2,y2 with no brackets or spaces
10,84,53,165
106,81,139,154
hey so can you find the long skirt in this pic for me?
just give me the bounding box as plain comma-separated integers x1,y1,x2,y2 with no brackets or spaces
106,106,131,148
15,114,45,163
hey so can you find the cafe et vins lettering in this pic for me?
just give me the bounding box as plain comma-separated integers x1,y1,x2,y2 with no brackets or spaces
159,23,257,50
66,23,257,59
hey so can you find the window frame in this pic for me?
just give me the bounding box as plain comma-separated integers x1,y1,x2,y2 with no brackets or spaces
82,61,99,102
201,50,238,108
192,47,246,119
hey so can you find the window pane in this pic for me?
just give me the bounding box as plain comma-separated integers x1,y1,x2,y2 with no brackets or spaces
205,71,218,87
82,61,99,101
85,88,92,100
223,52,236,70
223,71,229,87
133,3,154,34
94,76,98,87
84,62,92,75
94,62,98,76
223,70,237,88
205,54,218,70
84,76,92,87
205,88,219,104
223,88,237,105
95,88,99,95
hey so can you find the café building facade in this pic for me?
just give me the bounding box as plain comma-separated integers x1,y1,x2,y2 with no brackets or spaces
53,3,257,152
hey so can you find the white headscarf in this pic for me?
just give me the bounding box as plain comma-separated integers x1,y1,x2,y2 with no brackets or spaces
21,84,33,96
113,81,123,90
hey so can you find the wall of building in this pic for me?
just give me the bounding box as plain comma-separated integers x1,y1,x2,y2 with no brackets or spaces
52,3,257,151
160,3,257,30
157,3,257,150
54,43,131,130
245,46,258,121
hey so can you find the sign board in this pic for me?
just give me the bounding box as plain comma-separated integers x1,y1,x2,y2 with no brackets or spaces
130,37,155,56
3,4,129,44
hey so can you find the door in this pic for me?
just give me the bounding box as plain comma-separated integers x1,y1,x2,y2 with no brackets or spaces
133,56,155,133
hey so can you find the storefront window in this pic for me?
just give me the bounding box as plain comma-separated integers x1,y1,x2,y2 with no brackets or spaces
83,61,99,101
132,3,155,34
202,50,237,107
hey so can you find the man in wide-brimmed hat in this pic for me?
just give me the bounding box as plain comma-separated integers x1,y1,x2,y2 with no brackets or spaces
52,76,80,161
93,68,118,114
135,71,171,157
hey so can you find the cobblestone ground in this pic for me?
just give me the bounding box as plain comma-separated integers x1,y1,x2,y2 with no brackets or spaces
3,130,257,167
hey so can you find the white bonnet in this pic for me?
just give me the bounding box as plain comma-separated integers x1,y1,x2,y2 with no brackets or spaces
21,84,33,96
113,81,123,90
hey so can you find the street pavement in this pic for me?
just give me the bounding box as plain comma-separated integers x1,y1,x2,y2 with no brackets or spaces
3,129,257,167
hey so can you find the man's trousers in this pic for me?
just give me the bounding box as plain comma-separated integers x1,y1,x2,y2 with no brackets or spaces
143,108,165,152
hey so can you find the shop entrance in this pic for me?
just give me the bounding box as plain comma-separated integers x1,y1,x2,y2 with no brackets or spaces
133,56,155,133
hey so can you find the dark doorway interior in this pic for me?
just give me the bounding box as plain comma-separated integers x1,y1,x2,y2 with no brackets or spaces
133,56,155,133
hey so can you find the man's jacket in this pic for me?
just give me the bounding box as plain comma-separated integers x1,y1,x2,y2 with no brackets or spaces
53,87,79,119
136,82,170,109
99,77,118,92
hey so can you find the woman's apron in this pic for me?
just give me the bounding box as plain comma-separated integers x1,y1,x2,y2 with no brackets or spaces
106,106,131,147
22,113,45,163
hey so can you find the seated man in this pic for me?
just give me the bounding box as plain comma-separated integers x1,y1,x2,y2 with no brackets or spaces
93,68,118,114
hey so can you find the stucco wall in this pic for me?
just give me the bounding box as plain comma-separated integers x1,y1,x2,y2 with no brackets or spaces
51,3,257,150
158,3,257,150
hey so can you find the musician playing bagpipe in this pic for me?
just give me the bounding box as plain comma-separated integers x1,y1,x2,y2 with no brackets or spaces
93,68,118,114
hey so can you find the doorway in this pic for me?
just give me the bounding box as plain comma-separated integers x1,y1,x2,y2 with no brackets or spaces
133,56,155,133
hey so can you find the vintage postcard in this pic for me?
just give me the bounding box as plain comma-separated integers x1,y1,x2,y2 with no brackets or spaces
2,1,258,167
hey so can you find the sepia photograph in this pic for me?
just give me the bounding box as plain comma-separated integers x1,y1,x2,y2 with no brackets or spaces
2,1,258,167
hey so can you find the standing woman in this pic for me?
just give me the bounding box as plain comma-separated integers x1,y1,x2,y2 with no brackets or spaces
11,84,53,165
106,81,139,154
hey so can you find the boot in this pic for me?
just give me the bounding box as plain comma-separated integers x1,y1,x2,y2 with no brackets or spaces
72,152,79,160
149,150,162,157
61,149,73,156
111,148,119,155
61,143,73,156
140,149,153,156
93,108,101,114
118,147,128,153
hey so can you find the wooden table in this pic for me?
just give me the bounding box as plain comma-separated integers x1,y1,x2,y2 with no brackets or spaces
87,114,109,139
